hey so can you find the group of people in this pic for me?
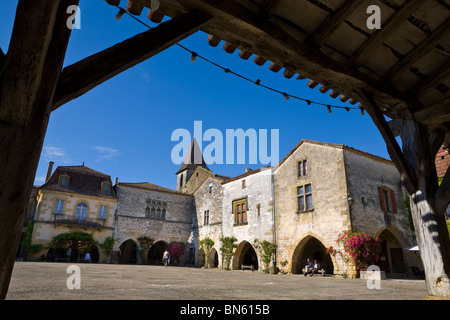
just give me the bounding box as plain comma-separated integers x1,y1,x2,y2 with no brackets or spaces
303,258,321,276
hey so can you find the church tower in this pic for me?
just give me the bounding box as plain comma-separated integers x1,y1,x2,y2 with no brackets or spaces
176,138,210,192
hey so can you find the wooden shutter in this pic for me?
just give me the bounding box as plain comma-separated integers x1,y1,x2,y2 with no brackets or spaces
378,187,386,212
390,190,397,213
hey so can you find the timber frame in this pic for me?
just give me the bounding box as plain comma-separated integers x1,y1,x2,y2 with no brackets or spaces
1,0,450,298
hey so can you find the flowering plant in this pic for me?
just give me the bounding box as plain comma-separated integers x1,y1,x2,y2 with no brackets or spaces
254,239,276,273
199,237,215,268
168,242,186,265
137,236,154,251
336,230,381,271
220,236,238,270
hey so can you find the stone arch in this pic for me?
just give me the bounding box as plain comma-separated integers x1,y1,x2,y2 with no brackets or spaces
375,227,409,274
291,234,334,274
46,232,99,263
207,247,219,268
118,239,138,264
232,240,259,271
148,240,168,265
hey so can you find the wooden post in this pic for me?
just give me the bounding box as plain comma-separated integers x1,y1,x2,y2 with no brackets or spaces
0,0,78,299
355,89,450,297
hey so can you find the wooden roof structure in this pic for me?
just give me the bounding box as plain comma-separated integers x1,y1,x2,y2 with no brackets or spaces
108,0,450,147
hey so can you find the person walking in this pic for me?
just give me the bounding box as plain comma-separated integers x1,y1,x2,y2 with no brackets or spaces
163,249,170,267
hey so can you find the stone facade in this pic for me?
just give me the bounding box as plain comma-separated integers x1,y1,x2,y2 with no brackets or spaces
112,183,195,265
29,165,117,263
222,167,275,270
193,176,224,267
27,139,423,278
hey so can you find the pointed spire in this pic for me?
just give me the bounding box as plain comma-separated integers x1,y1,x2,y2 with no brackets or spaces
176,138,210,174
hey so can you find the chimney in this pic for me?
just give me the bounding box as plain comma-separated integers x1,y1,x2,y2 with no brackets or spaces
115,177,119,185
46,161,54,181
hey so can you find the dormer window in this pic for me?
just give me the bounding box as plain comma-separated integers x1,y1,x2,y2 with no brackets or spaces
59,174,70,187
101,181,111,195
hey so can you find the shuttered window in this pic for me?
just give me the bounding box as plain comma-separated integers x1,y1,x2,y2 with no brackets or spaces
378,187,397,214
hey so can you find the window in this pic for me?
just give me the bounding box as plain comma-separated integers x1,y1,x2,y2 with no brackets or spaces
297,184,313,212
298,160,308,177
98,205,108,220
101,182,111,195
204,210,210,225
75,202,88,221
59,175,69,187
257,204,261,217
53,199,65,215
209,186,212,194
242,179,246,188
233,198,247,225
378,187,397,213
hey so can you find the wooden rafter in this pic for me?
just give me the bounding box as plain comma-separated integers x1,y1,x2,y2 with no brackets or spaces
384,17,450,80
414,60,450,98
349,0,424,67
354,88,417,194
306,0,361,47
52,9,213,110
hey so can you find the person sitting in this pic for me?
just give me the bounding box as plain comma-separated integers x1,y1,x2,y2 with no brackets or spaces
303,258,314,276
83,252,91,263
308,260,321,276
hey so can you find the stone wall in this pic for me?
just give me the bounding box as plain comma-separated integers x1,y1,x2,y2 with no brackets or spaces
222,167,275,270
113,184,195,264
193,176,223,267
274,141,352,274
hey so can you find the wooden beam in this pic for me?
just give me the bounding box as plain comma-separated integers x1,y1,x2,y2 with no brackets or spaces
415,60,450,98
257,0,280,19
0,0,61,125
188,0,412,107
384,17,450,80
306,0,361,47
0,0,79,300
355,88,417,194
52,9,213,110
350,0,424,67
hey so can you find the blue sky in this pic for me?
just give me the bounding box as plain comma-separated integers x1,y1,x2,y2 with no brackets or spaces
0,1,392,190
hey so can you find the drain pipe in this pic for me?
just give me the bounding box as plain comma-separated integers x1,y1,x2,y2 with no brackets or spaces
270,167,277,273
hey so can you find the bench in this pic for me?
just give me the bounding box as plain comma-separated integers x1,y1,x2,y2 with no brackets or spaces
241,264,254,271
54,257,70,262
302,266,326,277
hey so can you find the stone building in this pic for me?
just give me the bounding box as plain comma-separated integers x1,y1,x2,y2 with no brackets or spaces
273,140,419,276
112,182,195,265
29,163,118,263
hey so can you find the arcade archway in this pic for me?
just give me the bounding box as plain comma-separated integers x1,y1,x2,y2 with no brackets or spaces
233,241,258,271
292,236,333,274
148,240,168,265
378,229,406,274
46,232,99,263
118,239,138,264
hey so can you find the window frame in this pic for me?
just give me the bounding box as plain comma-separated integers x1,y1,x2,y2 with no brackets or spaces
98,205,108,220
75,202,88,221
53,199,65,215
298,160,308,177
378,186,398,214
297,184,313,212
233,198,248,225
58,174,70,188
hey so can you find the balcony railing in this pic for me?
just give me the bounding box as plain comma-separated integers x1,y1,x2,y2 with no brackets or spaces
53,214,109,228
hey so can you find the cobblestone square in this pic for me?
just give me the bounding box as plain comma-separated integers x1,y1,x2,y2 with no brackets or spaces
6,262,429,300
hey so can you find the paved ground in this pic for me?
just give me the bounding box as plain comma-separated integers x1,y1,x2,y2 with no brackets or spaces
6,261,430,300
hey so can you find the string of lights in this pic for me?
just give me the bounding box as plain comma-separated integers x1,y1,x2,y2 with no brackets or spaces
114,5,364,115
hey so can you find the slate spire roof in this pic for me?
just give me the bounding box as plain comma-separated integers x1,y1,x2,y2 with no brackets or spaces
176,138,210,174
